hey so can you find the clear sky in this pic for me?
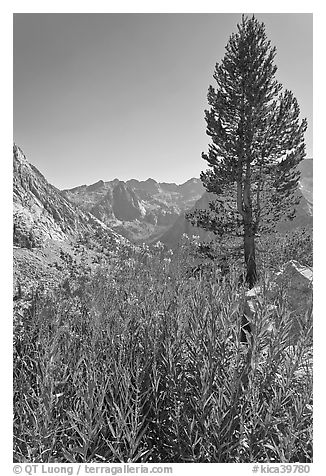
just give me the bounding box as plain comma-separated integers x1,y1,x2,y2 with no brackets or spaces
13,13,312,189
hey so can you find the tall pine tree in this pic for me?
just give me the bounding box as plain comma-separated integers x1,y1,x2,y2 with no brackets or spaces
187,15,307,288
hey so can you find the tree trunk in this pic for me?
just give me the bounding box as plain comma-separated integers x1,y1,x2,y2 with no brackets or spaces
240,160,257,343
242,158,257,289
240,226,257,344
244,230,257,289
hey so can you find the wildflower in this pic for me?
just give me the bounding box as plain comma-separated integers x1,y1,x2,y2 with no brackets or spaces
125,258,136,268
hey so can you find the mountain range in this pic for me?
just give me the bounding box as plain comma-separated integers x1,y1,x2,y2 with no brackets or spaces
61,176,204,242
13,143,312,293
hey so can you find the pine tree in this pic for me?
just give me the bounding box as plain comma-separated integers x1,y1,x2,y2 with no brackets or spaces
187,15,307,288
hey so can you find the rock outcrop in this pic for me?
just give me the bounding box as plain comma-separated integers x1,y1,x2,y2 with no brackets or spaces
274,260,313,317
112,182,145,221
243,260,313,345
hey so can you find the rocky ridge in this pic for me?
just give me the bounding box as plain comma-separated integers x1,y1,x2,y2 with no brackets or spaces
61,159,312,246
62,176,204,242
13,144,125,248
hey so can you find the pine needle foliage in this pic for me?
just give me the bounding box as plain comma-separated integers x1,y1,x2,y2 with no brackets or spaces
187,15,307,287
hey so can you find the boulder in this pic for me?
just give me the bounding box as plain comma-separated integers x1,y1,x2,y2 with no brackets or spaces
243,260,312,344
275,260,313,313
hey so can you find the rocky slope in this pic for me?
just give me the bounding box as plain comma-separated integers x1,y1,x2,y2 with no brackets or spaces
13,144,127,299
13,144,125,248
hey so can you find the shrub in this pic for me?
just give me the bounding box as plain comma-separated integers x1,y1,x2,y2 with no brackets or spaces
13,243,312,463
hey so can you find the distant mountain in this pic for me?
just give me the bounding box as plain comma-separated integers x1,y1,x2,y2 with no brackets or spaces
13,143,312,257
159,192,215,249
297,158,313,206
62,177,204,242
160,159,313,248
278,158,313,231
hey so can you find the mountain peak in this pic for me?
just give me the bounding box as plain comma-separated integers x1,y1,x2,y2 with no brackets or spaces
86,180,105,192
182,177,200,185
14,143,29,165
112,181,145,221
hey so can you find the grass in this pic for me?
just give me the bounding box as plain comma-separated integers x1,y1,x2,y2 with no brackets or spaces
13,237,313,463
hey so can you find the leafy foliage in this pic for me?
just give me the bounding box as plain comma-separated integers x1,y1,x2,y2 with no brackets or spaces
14,239,312,463
257,228,313,270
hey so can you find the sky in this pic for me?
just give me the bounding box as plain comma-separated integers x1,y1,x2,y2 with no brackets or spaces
13,13,313,190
